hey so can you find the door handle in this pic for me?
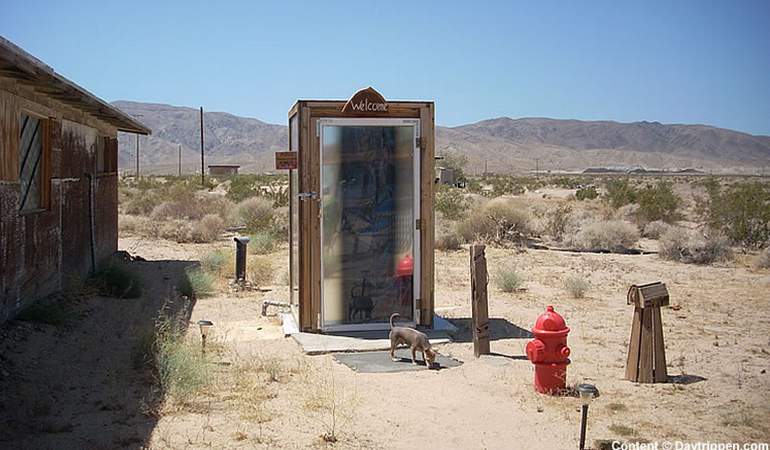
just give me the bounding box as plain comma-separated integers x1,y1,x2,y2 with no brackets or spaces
298,192,317,200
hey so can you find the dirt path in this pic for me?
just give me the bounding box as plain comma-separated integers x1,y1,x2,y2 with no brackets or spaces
2,237,769,449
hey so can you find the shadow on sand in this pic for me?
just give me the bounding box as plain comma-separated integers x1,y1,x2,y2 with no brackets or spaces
446,317,534,343
0,258,197,449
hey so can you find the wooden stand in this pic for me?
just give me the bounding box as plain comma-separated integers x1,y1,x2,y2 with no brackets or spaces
470,245,490,357
625,282,669,383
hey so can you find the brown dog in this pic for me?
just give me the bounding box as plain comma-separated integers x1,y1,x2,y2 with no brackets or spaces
389,313,437,369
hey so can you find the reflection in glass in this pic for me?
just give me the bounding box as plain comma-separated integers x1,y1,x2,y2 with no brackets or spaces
321,126,415,326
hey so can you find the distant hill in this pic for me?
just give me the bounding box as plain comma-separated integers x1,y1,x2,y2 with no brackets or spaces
113,101,770,175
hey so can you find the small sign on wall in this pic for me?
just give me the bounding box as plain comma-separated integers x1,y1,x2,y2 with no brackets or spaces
275,151,298,170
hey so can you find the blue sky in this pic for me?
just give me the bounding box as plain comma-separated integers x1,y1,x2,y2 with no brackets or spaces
2,0,770,135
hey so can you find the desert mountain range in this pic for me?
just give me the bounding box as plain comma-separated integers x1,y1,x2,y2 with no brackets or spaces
114,101,770,175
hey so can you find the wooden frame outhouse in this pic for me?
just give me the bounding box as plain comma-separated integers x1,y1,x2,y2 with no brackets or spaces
286,87,435,333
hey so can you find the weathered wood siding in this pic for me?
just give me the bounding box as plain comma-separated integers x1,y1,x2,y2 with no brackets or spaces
0,79,120,323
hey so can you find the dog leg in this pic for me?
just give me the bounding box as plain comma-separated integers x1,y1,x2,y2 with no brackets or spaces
411,347,417,365
390,339,398,362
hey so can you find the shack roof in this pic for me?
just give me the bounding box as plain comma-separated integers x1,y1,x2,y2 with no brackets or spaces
0,36,150,135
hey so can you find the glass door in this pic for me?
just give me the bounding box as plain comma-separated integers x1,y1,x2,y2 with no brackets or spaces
319,119,420,331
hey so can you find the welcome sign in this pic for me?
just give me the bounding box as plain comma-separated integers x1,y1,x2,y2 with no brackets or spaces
341,87,389,114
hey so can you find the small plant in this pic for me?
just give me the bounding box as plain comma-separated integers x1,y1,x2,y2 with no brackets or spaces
249,231,277,254
180,267,216,298
247,256,273,288
609,424,637,437
303,361,358,444
92,261,142,298
152,317,209,407
575,185,598,201
494,266,524,292
192,214,224,243
563,275,589,299
200,249,230,275
544,204,573,240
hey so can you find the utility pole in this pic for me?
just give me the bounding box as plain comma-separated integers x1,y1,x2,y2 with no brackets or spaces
132,114,144,178
200,107,205,186
178,144,182,177
135,134,139,177
535,158,540,176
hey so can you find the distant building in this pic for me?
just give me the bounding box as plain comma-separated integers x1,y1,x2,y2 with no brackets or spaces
208,164,240,175
0,37,150,323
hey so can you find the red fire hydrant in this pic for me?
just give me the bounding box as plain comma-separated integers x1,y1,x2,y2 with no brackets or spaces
525,305,571,394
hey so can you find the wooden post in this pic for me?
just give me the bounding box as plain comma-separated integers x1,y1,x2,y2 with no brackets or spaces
625,282,669,383
470,244,490,357
200,106,205,186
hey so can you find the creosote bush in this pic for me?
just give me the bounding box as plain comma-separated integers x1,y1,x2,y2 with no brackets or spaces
604,179,637,209
575,186,598,201
658,227,732,265
493,266,524,292
435,185,469,220
697,180,770,249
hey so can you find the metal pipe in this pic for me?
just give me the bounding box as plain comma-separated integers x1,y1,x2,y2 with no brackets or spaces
234,236,249,282
579,404,588,450
200,107,205,186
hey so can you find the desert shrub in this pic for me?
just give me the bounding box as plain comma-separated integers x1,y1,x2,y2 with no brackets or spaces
697,180,770,249
753,247,770,269
92,261,142,298
658,227,732,264
151,193,233,222
123,191,163,215
563,275,589,299
544,204,573,240
272,206,289,241
250,231,277,254
565,220,639,251
436,229,462,251
457,199,531,245
200,249,230,275
192,214,224,243
435,185,469,220
604,179,637,209
575,186,598,201
152,317,209,406
247,255,273,288
493,266,524,292
157,220,194,243
635,181,681,224
179,267,216,298
227,175,259,202
642,220,671,239
235,197,275,233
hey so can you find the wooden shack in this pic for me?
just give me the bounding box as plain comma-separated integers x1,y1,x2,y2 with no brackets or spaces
0,37,150,322
286,87,435,332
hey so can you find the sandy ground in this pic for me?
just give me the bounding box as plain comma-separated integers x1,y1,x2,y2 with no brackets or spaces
2,235,769,449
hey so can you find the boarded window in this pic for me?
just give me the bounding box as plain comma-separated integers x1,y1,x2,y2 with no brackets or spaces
19,114,44,212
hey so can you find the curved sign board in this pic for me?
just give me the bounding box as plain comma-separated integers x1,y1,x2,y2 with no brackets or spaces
341,86,389,115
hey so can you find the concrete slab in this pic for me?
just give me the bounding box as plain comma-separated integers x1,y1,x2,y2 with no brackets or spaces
284,314,456,354
333,349,463,373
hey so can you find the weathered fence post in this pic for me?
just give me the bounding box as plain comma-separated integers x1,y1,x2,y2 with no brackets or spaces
234,236,250,282
470,244,490,357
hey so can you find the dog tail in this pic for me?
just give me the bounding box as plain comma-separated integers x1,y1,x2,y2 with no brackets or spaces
389,313,400,329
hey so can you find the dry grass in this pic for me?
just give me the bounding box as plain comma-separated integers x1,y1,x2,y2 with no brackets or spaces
247,255,273,288
642,220,671,239
301,360,358,443
457,198,532,245
563,274,589,299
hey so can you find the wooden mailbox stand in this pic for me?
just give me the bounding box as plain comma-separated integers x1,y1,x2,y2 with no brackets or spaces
470,245,490,357
625,282,669,383
286,87,435,333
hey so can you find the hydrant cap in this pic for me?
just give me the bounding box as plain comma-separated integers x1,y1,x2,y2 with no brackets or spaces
534,305,568,332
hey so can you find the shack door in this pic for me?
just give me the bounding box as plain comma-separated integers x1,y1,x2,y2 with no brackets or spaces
318,118,420,331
